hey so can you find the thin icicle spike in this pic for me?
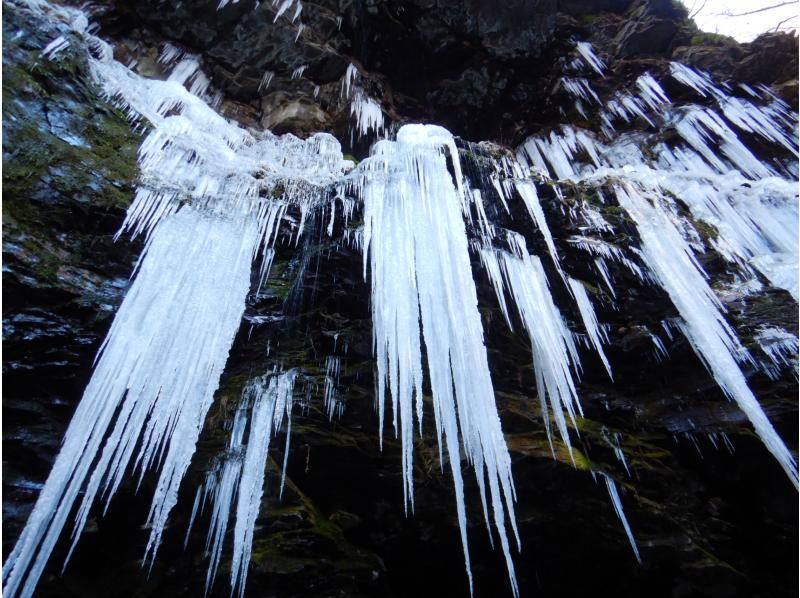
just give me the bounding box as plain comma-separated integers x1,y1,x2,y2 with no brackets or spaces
356,124,520,597
575,41,605,76
341,62,358,98
568,278,613,380
600,473,641,563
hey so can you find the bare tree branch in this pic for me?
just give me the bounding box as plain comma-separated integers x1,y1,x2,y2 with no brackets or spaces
721,1,798,18
773,14,798,30
691,0,709,19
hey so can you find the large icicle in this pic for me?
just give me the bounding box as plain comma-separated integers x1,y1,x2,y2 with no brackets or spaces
3,3,349,597
614,183,798,487
480,244,582,457
357,124,520,596
3,208,260,598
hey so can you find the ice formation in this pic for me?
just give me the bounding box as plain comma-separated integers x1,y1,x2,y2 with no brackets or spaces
3,2,347,597
615,184,798,487
568,278,613,380
515,72,798,485
190,371,297,596
754,327,799,380
355,124,520,596
202,405,249,592
323,356,344,420
350,88,385,139
600,473,641,563
479,244,582,456
575,41,606,76
4,1,799,595
231,372,297,598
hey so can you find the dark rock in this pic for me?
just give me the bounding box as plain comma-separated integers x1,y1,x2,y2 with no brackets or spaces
615,16,679,57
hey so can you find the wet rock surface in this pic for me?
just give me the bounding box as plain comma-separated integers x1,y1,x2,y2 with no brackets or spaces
3,1,798,598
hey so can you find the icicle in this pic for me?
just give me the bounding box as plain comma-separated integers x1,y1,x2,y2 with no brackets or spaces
357,124,520,597
670,62,724,100
290,64,307,80
755,327,799,380
273,0,294,22
594,257,616,298
602,429,631,476
568,236,648,283
514,181,564,275
614,183,799,487
575,41,605,76
649,332,669,362
561,77,600,104
675,107,774,178
599,473,641,563
42,34,69,59
350,88,384,138
158,42,183,66
341,62,358,98
635,73,670,113
230,371,296,598
258,70,274,92
481,246,582,457
568,278,613,380
323,356,344,420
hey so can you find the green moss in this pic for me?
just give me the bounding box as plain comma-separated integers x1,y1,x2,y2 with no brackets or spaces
692,219,719,242
690,32,737,47
3,23,141,216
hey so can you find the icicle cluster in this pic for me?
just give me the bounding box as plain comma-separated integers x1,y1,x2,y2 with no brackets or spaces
340,62,385,140
185,371,297,598
354,124,520,596
5,2,799,595
4,2,346,597
513,50,799,487
479,243,583,458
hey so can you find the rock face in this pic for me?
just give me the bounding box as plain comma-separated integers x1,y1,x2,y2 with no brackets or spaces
2,2,798,598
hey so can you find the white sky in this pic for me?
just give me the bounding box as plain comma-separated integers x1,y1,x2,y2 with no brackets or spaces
680,0,799,42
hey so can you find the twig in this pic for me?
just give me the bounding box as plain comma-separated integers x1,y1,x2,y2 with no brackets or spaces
721,1,798,18
691,0,709,19
773,14,798,30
